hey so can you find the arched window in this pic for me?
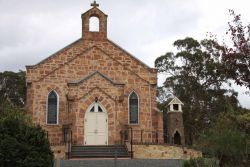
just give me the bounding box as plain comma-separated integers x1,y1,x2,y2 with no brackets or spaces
47,91,58,124
89,16,99,32
88,102,104,113
129,92,139,124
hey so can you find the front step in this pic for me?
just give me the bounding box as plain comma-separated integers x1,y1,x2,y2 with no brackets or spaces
56,159,183,167
70,145,130,158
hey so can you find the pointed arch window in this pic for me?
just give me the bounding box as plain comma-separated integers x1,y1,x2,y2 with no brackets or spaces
129,92,139,124
88,103,104,113
47,91,58,124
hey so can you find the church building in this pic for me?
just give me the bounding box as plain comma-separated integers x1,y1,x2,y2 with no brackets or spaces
25,2,164,151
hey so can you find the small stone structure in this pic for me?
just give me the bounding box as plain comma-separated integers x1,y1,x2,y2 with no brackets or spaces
165,97,185,145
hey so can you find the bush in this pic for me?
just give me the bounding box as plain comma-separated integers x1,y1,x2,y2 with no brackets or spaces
0,105,54,167
184,157,219,167
197,112,248,166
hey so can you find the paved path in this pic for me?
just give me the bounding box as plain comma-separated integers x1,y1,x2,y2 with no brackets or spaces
56,159,183,167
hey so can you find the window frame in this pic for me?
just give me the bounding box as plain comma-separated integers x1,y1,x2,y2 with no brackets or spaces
46,90,59,125
128,91,139,125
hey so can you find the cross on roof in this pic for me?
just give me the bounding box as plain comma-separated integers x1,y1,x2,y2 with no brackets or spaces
91,1,99,8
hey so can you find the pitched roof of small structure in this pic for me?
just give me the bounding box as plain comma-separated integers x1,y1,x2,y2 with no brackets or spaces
166,96,184,105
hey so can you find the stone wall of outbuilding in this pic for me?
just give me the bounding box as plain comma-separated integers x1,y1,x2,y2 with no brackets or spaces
133,144,202,159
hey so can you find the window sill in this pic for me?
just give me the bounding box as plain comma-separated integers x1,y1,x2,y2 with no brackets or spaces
128,123,140,126
168,110,182,113
45,124,60,126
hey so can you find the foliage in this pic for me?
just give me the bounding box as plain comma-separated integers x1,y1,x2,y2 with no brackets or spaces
183,157,219,167
198,112,249,166
235,111,250,134
213,10,250,89
0,105,54,167
0,71,26,108
155,9,250,167
155,37,239,144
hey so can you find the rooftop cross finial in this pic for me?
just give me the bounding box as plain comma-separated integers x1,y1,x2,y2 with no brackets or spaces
91,1,99,8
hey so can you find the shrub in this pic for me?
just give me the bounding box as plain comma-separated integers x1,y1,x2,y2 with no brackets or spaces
0,106,54,167
183,157,219,167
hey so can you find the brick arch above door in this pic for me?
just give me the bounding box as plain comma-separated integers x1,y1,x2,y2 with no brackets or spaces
75,88,117,145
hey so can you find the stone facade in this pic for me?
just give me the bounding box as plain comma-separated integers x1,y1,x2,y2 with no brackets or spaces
51,145,66,159
25,4,163,149
166,112,185,145
133,145,202,159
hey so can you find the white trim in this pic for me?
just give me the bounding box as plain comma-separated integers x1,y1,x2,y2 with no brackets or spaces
46,90,59,125
86,102,106,113
84,102,108,145
168,97,184,105
168,110,183,113
128,91,140,125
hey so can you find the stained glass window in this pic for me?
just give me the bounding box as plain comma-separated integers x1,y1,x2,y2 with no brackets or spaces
129,92,139,124
47,91,58,124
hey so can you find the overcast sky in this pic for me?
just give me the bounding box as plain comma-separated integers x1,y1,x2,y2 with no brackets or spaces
0,0,249,108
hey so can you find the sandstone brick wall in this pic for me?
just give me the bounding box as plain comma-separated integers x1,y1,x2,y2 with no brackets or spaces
25,6,162,147
167,112,185,145
133,145,202,159
51,145,66,159
26,40,157,83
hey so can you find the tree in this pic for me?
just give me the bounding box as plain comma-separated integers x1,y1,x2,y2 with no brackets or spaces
198,112,248,167
0,105,54,167
0,71,26,108
213,10,250,89
155,37,239,144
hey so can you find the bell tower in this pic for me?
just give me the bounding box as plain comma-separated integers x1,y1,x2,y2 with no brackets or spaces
166,97,185,145
81,1,108,40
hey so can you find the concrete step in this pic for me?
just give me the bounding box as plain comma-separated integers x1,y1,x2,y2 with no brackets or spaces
55,159,183,167
71,147,126,152
70,145,130,158
70,153,130,158
71,149,127,152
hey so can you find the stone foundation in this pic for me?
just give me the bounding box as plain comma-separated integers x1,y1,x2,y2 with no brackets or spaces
51,145,66,159
133,144,202,159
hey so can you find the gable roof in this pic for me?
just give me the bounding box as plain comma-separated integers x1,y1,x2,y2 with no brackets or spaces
33,45,151,85
26,38,82,69
82,6,108,17
67,71,125,86
167,97,184,106
107,39,153,70
26,38,155,72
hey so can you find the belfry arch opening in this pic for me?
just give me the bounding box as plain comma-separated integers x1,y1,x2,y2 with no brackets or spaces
89,16,99,32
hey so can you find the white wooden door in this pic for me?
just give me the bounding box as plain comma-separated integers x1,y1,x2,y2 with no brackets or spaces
85,103,108,145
